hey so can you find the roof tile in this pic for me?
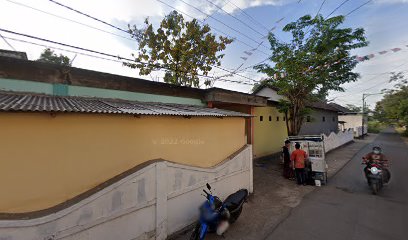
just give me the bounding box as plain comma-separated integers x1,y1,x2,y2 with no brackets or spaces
0,92,251,117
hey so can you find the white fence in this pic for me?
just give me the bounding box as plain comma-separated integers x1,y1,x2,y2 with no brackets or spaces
323,129,354,153
0,145,253,240
354,126,368,137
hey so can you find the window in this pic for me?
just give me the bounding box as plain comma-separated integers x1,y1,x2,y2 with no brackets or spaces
269,116,272,121
260,116,263,121
276,116,280,121
307,116,311,122
322,116,326,122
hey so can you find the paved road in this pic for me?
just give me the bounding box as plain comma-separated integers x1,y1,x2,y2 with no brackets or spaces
266,129,408,240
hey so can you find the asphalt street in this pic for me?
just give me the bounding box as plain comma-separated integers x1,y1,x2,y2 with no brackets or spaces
266,128,408,240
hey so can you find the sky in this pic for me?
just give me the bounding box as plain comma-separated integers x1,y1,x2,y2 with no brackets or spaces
1,0,408,108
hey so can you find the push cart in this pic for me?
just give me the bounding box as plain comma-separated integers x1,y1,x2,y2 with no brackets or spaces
288,135,328,185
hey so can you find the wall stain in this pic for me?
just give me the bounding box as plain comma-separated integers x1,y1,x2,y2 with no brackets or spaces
188,175,196,186
77,208,93,225
111,191,123,211
137,178,146,203
37,221,56,237
173,170,183,191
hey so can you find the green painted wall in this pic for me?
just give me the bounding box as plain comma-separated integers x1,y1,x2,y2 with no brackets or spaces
0,79,53,94
0,78,205,106
68,85,204,105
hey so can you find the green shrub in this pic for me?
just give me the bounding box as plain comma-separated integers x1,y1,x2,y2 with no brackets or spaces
368,121,384,133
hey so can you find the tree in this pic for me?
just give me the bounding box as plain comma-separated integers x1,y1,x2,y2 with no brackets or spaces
254,15,368,135
125,11,233,87
345,104,362,113
375,72,408,133
37,48,71,66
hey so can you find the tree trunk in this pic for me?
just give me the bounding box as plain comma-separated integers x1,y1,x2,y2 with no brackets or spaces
287,98,306,136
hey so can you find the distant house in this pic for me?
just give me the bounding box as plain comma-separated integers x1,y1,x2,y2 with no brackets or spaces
254,86,340,148
299,101,339,135
329,103,368,137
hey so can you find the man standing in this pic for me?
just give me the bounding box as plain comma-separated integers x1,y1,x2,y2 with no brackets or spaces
290,143,308,185
282,140,293,179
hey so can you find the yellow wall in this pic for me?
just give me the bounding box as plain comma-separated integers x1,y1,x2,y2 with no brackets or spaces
253,106,288,158
0,113,246,213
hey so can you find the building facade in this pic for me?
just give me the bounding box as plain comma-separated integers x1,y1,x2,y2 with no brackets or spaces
0,56,255,239
299,104,339,135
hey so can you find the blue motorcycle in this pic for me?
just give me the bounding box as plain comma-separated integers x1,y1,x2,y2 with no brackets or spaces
190,183,248,240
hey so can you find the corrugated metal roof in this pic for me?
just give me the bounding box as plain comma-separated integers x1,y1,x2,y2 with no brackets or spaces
0,92,251,117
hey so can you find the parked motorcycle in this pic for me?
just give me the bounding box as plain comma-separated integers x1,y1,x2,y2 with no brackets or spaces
190,183,248,240
362,158,384,195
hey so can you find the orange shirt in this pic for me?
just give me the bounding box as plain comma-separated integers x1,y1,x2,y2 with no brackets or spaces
290,149,308,169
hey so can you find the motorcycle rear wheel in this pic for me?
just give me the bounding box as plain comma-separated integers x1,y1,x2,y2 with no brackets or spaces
229,206,243,224
190,223,201,240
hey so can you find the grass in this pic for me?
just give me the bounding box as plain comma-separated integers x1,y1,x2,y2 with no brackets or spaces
395,125,408,137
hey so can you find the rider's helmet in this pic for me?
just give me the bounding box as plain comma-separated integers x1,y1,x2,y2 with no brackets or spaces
372,146,382,155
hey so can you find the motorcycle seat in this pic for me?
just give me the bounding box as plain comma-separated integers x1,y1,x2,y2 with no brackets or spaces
224,189,248,210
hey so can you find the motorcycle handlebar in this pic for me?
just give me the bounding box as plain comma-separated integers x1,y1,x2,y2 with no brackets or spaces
203,189,210,196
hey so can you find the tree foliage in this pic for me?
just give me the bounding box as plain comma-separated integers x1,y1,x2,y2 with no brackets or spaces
254,14,368,135
125,11,233,87
37,48,71,66
345,104,362,112
374,72,408,131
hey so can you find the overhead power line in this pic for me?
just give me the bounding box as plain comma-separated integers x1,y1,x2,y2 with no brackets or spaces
331,61,408,98
154,0,269,56
176,0,269,50
0,28,259,85
316,0,327,16
222,0,270,32
326,0,350,18
3,35,124,64
203,0,266,37
5,0,134,42
246,0,372,74
345,0,373,16
5,35,254,86
47,0,129,33
0,33,16,50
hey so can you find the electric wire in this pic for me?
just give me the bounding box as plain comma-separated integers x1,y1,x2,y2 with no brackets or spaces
47,0,128,33
326,0,350,18
0,33,16,50
222,0,270,32
154,0,269,56
0,28,258,85
5,0,135,42
203,0,266,37
345,0,373,16
176,0,269,50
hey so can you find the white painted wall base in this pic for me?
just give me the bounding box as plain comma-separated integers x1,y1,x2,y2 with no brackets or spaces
0,145,253,240
323,129,354,153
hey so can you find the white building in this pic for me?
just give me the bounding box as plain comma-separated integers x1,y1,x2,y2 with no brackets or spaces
329,103,368,137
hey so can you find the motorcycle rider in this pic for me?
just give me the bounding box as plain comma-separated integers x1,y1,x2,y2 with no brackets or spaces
362,146,391,183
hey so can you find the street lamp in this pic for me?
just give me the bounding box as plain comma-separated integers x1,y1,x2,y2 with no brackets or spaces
361,92,383,139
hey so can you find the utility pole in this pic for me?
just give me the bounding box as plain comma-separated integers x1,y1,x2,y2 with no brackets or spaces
362,94,365,139
362,92,384,139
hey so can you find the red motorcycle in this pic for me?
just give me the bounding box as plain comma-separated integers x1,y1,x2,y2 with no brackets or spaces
362,158,384,195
